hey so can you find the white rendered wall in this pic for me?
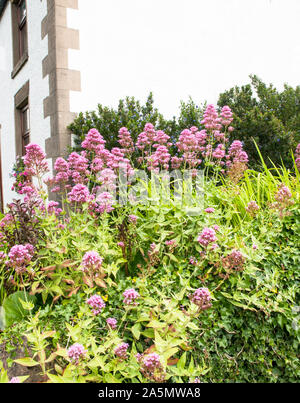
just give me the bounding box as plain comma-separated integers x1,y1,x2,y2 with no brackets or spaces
0,0,50,207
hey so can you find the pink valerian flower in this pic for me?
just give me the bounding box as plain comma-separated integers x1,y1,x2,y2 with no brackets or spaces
106,317,117,329
90,157,104,173
246,201,260,216
252,244,258,250
138,353,165,382
9,377,21,383
118,241,125,248
220,105,233,127
47,201,62,216
97,168,117,192
226,140,249,183
67,184,91,203
23,143,49,177
204,207,215,214
176,129,199,154
212,144,226,160
67,343,87,365
123,288,140,306
197,227,217,247
274,184,292,203
7,244,34,274
190,287,212,310
165,239,176,247
189,256,198,265
118,127,134,154
272,184,294,216
201,104,222,131
222,249,245,271
0,214,14,228
114,343,129,360
147,145,171,171
81,128,106,153
0,251,7,261
81,251,103,273
95,192,114,213
171,156,183,170
128,214,138,224
86,294,106,315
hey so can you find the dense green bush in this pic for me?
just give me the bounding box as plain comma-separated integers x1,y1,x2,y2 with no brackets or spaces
218,75,300,169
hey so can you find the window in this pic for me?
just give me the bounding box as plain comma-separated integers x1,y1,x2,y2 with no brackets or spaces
11,0,28,77
14,81,30,157
20,104,30,155
18,0,27,61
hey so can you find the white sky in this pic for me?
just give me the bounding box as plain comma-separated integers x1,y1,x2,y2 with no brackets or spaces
68,0,300,119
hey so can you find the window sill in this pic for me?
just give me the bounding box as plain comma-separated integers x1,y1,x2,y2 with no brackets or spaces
11,51,28,79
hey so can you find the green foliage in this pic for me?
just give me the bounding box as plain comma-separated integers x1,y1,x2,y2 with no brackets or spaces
68,92,177,152
218,75,300,169
2,291,36,328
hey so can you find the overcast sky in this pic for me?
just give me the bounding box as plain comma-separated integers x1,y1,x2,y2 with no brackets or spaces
68,0,300,119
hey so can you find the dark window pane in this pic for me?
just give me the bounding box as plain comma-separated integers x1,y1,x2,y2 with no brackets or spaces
19,0,26,25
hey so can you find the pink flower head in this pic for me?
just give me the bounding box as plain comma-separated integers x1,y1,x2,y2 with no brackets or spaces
220,105,233,126
114,342,129,360
190,287,211,309
246,201,259,215
7,244,34,274
23,143,49,176
81,251,103,273
67,343,87,365
142,353,161,371
204,207,215,214
201,104,222,131
118,127,134,153
123,288,139,306
106,317,117,329
128,214,138,224
95,192,114,213
67,184,91,203
81,128,106,152
86,294,106,315
9,377,21,383
197,227,217,247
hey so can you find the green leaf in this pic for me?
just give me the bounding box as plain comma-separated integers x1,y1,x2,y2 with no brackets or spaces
131,324,141,340
177,352,187,370
3,292,36,328
14,357,39,367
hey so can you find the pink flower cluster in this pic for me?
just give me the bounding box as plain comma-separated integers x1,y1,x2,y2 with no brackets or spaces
190,287,212,310
67,343,87,365
86,294,106,315
23,143,49,177
197,227,217,248
67,184,91,204
273,183,294,216
128,214,138,224
81,251,103,273
118,127,134,154
222,249,245,271
114,342,129,360
246,200,260,216
123,288,140,306
9,377,21,383
7,244,34,274
137,352,165,382
106,317,117,329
